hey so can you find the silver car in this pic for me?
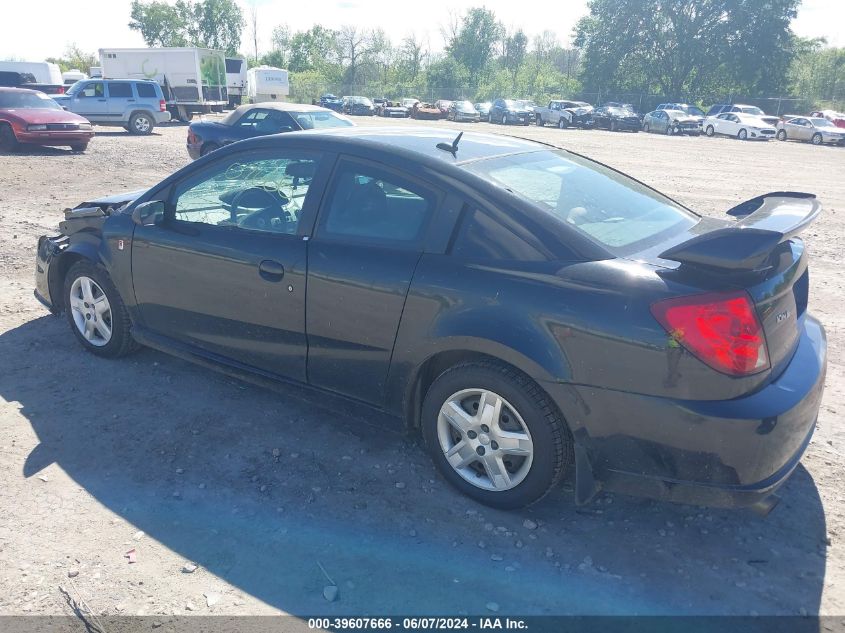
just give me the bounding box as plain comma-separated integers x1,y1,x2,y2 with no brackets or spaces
776,116,845,145
642,109,701,135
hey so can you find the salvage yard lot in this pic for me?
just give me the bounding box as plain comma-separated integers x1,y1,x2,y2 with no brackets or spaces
1,116,844,617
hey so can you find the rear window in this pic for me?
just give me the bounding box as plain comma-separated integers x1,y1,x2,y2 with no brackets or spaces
464,150,697,253
108,82,132,98
136,83,157,98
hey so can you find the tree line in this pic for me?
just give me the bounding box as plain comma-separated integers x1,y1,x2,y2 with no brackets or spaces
43,1,845,109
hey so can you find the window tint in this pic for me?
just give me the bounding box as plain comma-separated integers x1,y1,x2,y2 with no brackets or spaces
172,151,322,234
319,163,436,246
236,109,295,133
79,82,104,98
452,208,545,262
107,82,132,98
136,82,157,98
464,150,696,253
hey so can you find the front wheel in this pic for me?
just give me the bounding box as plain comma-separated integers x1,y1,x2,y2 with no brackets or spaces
643,123,650,133
558,118,567,129
422,361,573,509
0,123,19,152
63,260,139,358
536,117,544,127
70,142,88,153
738,128,748,140
705,125,715,137
811,133,823,145
777,129,787,141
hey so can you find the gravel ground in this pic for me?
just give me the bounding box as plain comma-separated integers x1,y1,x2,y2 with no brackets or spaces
0,116,844,619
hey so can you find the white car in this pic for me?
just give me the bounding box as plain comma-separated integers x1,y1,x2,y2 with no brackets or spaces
703,112,777,141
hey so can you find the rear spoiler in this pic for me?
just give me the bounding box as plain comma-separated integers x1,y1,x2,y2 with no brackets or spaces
659,192,821,272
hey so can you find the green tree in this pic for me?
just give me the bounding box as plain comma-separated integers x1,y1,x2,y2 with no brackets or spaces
503,30,528,88
128,0,189,47
46,44,98,74
129,0,243,54
574,0,800,98
445,7,502,88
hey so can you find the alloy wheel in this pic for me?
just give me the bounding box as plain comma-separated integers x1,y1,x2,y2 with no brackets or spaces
134,116,151,133
436,388,534,492
69,276,113,347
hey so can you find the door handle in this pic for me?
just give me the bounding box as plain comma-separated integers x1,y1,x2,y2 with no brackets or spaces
258,259,285,281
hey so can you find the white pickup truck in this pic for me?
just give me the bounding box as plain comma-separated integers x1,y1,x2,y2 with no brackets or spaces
535,100,594,129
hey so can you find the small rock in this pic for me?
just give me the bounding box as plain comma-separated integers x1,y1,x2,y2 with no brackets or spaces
523,519,538,530
133,531,145,541
505,566,515,572
491,554,504,562
486,602,499,612
182,563,198,573
395,482,406,489
67,569,79,578
409,529,417,537
515,540,524,549
176,468,184,474
172,491,181,498
272,448,281,458
799,607,808,617
152,622,162,629
323,585,339,602
477,541,486,549
198,483,206,489
204,592,220,607
37,474,49,482
185,602,196,611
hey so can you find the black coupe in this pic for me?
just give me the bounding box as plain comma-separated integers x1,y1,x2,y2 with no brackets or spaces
186,103,353,159
35,128,826,512
590,105,642,132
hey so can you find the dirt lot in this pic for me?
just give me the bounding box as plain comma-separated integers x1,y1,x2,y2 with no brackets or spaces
1,116,844,620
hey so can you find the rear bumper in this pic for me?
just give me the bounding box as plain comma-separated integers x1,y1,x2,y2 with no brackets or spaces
186,143,202,160
154,111,172,124
548,315,827,508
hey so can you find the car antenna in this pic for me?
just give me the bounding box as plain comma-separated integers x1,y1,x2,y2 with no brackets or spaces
436,132,463,156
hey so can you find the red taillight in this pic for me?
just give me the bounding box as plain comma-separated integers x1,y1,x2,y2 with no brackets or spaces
650,291,769,376
187,130,197,144
159,99,166,112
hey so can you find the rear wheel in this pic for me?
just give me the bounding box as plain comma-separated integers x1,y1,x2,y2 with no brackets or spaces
70,142,88,153
666,125,675,135
422,361,573,509
129,112,154,135
536,116,544,126
63,260,139,358
811,133,823,145
705,125,715,136
643,122,650,133
610,120,617,132
776,129,787,141
0,123,19,152
738,128,748,140
558,118,567,129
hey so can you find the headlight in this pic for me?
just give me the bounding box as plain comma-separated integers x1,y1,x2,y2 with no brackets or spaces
27,124,47,131
78,123,92,130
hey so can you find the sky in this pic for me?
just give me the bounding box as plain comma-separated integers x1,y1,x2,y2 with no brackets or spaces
0,0,843,62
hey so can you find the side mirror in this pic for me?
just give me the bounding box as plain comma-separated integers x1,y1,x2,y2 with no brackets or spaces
131,200,164,226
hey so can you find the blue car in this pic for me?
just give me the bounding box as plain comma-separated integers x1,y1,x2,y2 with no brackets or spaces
319,93,344,112
186,102,353,159
53,79,170,135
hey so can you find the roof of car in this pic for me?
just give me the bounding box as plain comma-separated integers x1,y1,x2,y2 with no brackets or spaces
228,102,332,116
273,126,546,166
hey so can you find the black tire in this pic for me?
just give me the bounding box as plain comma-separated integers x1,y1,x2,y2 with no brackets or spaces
776,129,787,141
0,123,19,152
200,142,220,157
536,116,544,127
705,125,715,137
70,142,88,153
63,260,139,359
643,123,650,133
610,120,617,132
811,133,823,145
738,128,748,140
421,361,573,509
666,125,674,135
558,118,567,129
129,112,154,135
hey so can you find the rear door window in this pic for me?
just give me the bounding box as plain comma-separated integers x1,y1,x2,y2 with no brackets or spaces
317,161,437,248
107,82,132,98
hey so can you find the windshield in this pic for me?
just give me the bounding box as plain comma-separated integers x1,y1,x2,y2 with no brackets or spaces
683,105,705,117
608,107,635,116
464,150,697,252
739,106,764,116
292,110,354,129
456,101,474,110
352,97,372,106
503,100,519,108
0,90,61,110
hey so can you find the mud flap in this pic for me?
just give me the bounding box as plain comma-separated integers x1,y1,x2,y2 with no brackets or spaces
574,442,600,505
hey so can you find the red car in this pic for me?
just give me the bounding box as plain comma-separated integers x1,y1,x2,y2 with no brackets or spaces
811,110,845,129
0,87,94,153
411,102,443,120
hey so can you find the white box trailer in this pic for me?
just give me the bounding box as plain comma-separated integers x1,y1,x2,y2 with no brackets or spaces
246,66,289,103
225,57,247,109
99,47,227,121
0,60,64,94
